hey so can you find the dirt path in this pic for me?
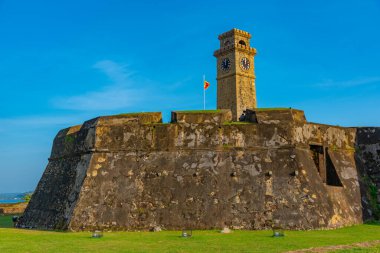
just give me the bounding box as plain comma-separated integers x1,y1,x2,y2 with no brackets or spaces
285,240,380,253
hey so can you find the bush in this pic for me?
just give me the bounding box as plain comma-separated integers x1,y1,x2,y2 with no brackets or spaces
22,193,33,203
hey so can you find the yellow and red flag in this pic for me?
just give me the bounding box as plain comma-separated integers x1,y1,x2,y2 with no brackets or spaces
204,80,210,90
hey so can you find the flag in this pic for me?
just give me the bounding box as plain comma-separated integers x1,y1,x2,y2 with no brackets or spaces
204,80,210,90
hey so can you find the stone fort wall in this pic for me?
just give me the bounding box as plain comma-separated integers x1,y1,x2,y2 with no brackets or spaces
18,110,378,231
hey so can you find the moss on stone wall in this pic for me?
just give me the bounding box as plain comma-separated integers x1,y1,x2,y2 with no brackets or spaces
65,135,75,143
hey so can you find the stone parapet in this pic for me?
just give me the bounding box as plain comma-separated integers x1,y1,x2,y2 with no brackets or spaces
98,112,162,125
213,45,256,57
293,123,356,149
250,108,306,125
218,28,251,40
171,110,232,124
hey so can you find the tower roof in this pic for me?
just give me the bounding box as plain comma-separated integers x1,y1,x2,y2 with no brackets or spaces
218,28,252,40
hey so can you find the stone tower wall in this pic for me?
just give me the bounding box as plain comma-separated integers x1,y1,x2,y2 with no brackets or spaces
214,28,257,120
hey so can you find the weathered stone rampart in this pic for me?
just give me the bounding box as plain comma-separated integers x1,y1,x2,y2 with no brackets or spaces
355,128,380,219
18,109,378,231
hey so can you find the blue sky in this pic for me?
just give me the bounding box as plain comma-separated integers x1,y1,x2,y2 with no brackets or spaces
0,0,379,193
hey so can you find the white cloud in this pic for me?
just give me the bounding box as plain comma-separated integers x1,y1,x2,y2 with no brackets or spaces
93,60,134,85
0,115,85,130
315,77,380,88
51,59,199,115
52,86,142,111
52,60,144,111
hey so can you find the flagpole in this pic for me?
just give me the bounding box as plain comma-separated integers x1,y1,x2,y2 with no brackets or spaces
203,74,206,110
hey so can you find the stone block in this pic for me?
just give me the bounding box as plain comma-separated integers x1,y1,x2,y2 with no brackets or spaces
171,110,232,124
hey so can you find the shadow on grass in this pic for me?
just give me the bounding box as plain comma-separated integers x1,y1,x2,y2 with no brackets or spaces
0,215,16,228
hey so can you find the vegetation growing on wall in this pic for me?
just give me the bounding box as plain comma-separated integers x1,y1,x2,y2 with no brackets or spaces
65,135,75,143
363,175,380,220
369,183,380,220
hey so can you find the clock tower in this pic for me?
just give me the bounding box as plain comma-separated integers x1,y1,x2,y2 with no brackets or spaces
214,28,257,121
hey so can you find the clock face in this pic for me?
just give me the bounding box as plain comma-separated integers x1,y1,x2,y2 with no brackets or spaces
240,57,250,71
220,58,231,71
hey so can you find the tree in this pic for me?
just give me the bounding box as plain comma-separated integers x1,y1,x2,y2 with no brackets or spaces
22,193,33,202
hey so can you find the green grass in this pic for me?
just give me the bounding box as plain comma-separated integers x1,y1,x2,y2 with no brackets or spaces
1,215,380,252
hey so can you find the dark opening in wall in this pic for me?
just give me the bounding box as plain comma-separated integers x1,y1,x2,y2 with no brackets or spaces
309,145,343,187
239,40,246,46
325,149,343,187
239,109,258,123
310,145,326,183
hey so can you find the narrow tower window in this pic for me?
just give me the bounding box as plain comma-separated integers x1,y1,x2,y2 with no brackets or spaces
239,40,246,46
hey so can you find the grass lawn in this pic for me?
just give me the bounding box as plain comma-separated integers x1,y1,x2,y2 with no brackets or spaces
1,215,380,252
